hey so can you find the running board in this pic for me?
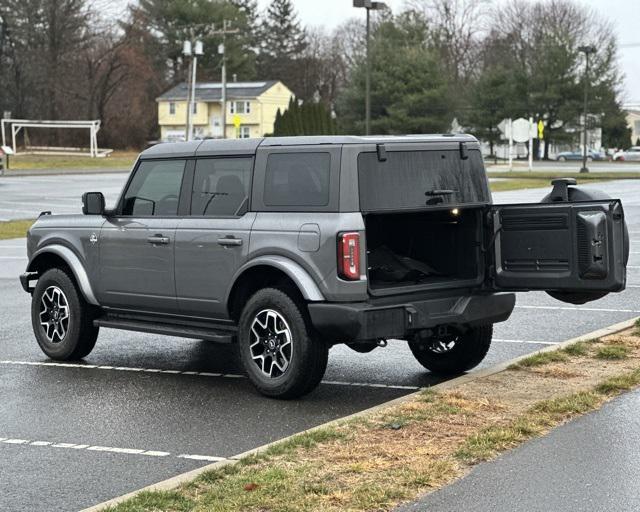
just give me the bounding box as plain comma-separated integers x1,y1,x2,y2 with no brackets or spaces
94,318,235,343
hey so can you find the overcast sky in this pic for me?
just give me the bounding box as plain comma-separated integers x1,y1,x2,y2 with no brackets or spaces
258,0,640,104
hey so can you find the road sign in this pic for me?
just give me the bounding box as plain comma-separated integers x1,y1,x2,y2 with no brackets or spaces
232,114,241,129
511,118,531,143
498,118,511,139
538,120,544,139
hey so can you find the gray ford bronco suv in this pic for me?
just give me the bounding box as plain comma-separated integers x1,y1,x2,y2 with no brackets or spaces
21,135,629,398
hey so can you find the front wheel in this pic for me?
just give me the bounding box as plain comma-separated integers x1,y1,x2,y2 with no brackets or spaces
408,325,493,375
238,288,328,399
31,268,99,360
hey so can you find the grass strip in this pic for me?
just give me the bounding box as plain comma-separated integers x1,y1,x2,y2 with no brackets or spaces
6,151,137,170
106,331,640,512
508,350,568,369
488,171,640,192
486,171,640,180
595,344,630,360
0,219,34,240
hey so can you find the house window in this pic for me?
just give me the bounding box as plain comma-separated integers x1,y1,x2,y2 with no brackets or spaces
169,102,176,115
230,101,251,114
239,126,251,139
192,102,198,114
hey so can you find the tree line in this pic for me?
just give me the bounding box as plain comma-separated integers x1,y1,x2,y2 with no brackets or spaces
0,0,632,153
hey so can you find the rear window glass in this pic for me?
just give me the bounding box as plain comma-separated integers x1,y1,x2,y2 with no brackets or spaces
358,149,490,211
264,152,330,207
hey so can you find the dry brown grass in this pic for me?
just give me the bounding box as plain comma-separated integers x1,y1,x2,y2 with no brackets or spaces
109,328,640,512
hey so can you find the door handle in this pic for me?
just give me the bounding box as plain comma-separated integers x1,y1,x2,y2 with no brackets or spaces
147,235,170,245
217,237,243,247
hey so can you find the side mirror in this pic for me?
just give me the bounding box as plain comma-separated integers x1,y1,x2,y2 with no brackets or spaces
82,192,105,215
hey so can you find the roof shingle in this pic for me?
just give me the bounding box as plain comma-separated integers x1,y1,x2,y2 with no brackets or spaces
156,80,280,102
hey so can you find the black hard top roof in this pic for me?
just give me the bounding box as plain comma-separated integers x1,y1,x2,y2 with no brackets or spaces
139,134,478,159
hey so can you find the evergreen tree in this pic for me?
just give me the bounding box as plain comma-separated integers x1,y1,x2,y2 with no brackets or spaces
130,0,257,83
337,13,452,135
273,99,336,136
257,0,307,95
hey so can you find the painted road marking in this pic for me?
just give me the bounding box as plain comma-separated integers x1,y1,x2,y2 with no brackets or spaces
493,338,557,345
0,437,224,462
0,256,25,259
516,305,640,314
0,360,420,391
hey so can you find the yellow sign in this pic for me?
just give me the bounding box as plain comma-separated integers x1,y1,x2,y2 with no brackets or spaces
537,120,544,139
232,114,241,129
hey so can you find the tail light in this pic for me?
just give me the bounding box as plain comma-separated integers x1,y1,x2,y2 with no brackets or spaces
338,232,361,281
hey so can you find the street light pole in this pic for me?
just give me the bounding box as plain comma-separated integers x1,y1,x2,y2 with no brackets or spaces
353,0,387,136
365,7,370,136
579,45,596,173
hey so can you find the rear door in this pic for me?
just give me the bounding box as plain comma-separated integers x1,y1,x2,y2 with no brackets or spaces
174,155,255,318
489,200,626,294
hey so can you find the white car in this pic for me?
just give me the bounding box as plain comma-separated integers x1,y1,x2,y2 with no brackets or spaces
613,146,640,161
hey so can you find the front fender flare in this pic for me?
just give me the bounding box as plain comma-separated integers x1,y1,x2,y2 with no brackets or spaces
227,255,325,303
27,245,99,305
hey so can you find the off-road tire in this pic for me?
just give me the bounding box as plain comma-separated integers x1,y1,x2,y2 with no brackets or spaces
238,287,328,399
31,268,99,360
408,325,493,375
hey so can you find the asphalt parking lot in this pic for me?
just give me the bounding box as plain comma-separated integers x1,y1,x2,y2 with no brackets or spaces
1,177,639,511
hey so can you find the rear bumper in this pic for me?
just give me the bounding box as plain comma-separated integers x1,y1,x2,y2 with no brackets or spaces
308,292,516,342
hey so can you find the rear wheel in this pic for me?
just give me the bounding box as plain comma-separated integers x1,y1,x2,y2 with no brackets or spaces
558,156,567,162
238,288,328,399
31,268,99,360
408,325,493,375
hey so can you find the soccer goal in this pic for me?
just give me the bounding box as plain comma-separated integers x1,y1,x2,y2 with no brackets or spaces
0,118,112,158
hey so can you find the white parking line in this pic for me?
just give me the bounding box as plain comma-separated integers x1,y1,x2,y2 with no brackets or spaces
0,256,26,259
493,338,557,345
0,360,420,391
516,305,640,314
0,437,225,462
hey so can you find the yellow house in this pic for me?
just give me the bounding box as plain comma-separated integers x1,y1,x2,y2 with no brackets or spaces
157,80,293,141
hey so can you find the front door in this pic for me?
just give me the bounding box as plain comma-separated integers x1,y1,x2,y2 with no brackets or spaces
98,158,188,312
489,200,627,295
175,156,255,318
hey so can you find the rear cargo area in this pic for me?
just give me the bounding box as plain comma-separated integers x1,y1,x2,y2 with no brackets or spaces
364,209,483,291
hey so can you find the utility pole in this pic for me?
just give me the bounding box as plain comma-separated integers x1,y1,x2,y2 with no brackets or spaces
353,1,387,136
182,39,203,141
578,45,596,173
211,20,239,139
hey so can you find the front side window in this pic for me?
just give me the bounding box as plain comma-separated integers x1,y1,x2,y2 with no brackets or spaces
191,157,253,216
264,152,330,207
122,159,186,216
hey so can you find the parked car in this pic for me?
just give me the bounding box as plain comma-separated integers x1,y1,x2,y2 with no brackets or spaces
556,149,607,161
20,135,629,398
613,146,640,161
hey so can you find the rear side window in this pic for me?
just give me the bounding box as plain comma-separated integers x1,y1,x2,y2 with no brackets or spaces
191,157,253,216
122,159,186,216
264,152,330,207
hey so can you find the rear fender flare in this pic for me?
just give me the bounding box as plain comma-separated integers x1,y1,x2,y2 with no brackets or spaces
227,256,325,303
27,245,99,305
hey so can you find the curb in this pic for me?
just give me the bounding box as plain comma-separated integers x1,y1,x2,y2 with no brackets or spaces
80,316,639,512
